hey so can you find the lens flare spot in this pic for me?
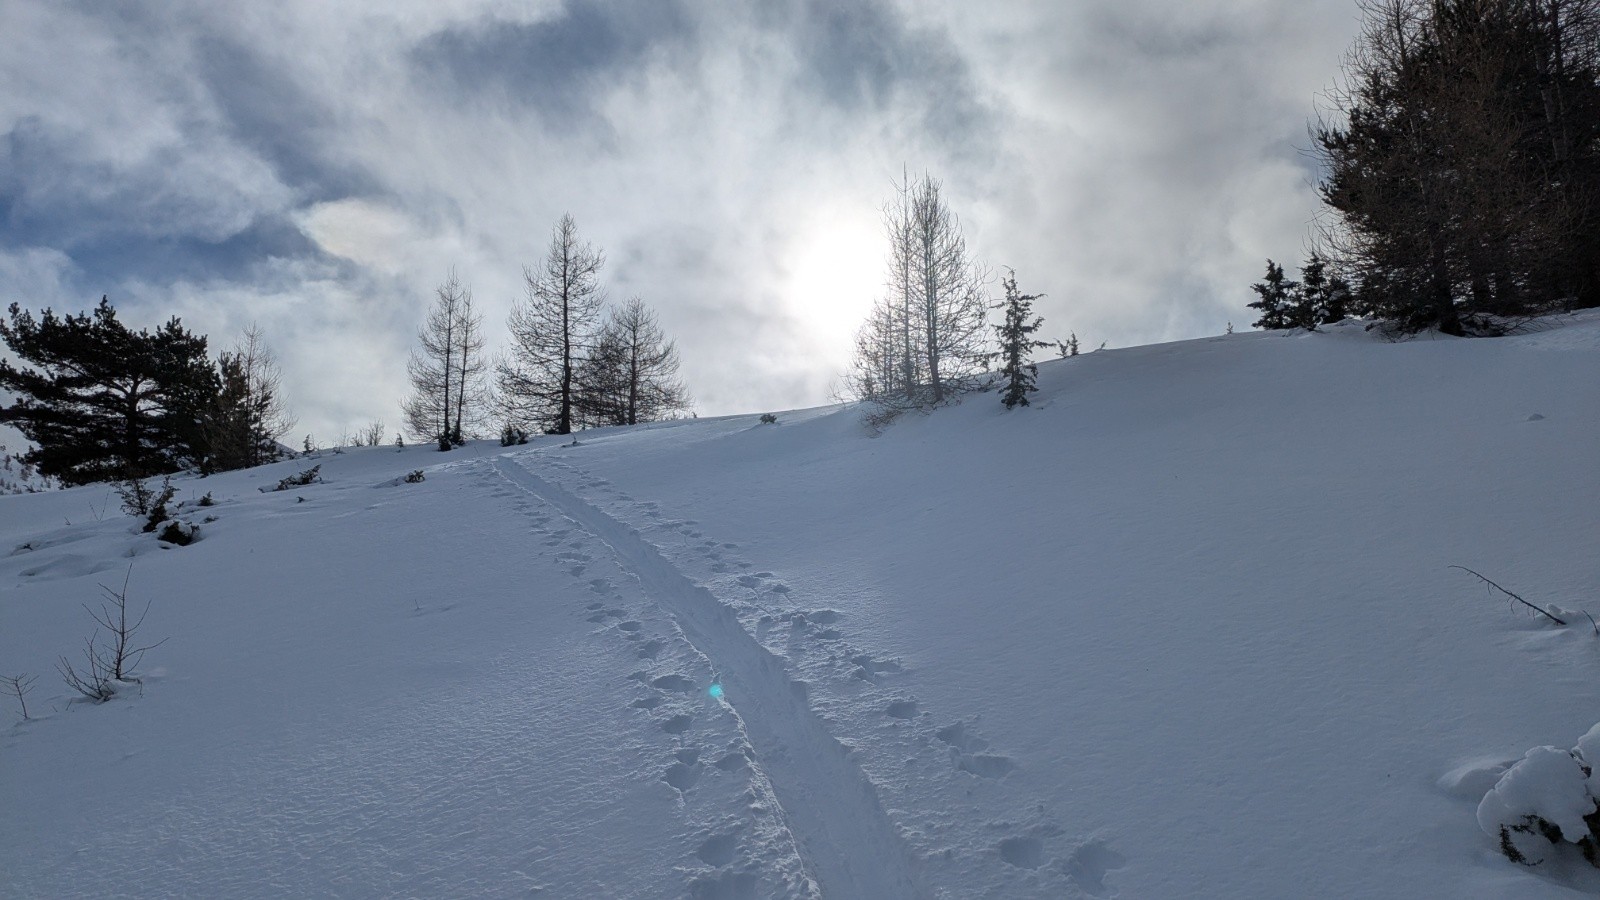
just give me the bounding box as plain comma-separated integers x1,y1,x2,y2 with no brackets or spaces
708,683,724,700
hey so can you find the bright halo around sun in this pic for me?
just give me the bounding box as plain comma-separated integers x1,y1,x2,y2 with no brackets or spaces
782,212,883,352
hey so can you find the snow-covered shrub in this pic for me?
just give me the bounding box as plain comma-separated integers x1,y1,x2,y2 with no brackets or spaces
500,424,528,446
117,475,177,532
759,413,778,425
271,465,321,492
197,491,215,507
156,520,198,546
1479,724,1600,867
143,478,177,533
404,470,425,484
116,476,154,517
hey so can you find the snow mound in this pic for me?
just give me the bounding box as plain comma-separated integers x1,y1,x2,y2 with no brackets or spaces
1477,728,1600,866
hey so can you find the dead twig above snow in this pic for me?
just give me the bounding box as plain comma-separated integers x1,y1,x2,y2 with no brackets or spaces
1450,566,1566,626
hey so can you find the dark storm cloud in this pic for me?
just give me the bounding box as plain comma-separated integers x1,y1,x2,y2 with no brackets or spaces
192,35,380,206
412,0,697,123
65,217,342,290
412,0,992,151
773,0,992,135
0,6,369,297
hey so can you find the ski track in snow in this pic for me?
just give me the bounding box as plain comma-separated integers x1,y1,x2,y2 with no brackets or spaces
493,455,930,899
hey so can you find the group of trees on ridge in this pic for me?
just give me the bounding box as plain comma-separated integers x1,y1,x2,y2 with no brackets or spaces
1256,0,1600,333
845,170,1077,416
8,0,1599,485
0,300,292,486
0,216,694,485
402,213,690,451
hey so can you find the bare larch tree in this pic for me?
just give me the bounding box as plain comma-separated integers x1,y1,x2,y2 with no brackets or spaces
497,214,606,435
579,297,690,426
403,272,468,448
850,171,990,406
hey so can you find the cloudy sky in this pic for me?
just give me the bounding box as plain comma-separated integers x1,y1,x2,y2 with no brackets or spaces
1,0,1364,440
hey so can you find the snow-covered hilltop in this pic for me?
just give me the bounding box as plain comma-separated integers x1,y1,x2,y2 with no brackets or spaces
2,314,1598,897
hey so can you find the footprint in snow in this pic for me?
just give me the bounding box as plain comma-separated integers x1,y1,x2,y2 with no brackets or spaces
631,696,664,710
998,836,1044,869
664,762,700,792
652,674,696,693
886,700,918,719
585,601,605,610
937,720,1016,777
661,714,694,734
636,639,664,660
957,753,1017,778
617,620,643,632
935,721,987,753
850,654,902,681
1063,840,1127,897
695,832,738,867
712,750,749,772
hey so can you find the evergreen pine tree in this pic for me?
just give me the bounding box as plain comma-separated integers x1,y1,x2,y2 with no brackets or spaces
1295,252,1354,328
1248,260,1299,330
0,297,217,484
993,269,1047,409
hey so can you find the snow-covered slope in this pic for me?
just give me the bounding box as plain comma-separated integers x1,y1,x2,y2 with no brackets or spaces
3,314,1597,898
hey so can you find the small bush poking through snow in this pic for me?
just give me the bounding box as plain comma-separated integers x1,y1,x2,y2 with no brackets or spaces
404,470,425,484
141,478,178,533
156,520,198,546
197,491,215,507
2,673,37,720
117,475,176,529
271,465,321,492
1479,724,1600,868
57,569,165,703
759,413,778,425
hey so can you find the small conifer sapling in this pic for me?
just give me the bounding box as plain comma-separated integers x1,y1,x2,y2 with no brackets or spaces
993,269,1048,409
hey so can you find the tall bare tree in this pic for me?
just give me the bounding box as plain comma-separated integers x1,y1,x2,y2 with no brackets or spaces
449,286,488,443
850,172,989,406
402,272,469,448
497,214,606,435
232,324,294,465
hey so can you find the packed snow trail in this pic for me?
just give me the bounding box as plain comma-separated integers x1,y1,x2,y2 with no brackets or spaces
494,455,929,899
